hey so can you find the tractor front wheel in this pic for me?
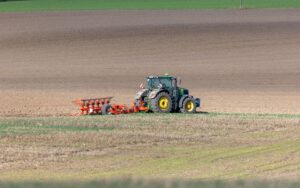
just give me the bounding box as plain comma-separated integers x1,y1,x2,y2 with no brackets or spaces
151,92,173,113
180,97,196,113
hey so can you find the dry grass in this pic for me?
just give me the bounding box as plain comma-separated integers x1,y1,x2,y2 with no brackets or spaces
0,113,299,181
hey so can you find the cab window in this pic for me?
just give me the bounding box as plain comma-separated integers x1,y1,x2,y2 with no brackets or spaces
160,78,172,88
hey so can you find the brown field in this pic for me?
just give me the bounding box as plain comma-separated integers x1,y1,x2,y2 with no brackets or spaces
0,9,300,116
0,10,300,182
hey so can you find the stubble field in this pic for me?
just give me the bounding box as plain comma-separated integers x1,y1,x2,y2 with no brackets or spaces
1,114,300,181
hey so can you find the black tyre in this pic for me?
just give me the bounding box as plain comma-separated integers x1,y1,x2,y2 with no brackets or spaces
151,92,173,113
101,104,112,115
180,97,196,113
170,95,177,112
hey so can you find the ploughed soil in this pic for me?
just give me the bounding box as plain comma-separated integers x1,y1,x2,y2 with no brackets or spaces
0,10,300,116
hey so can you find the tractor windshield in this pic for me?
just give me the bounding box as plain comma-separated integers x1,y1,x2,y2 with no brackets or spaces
147,77,172,89
147,78,159,89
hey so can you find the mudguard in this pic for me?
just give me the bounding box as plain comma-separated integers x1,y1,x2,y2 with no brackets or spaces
148,89,168,99
135,89,149,100
179,95,201,108
179,95,189,108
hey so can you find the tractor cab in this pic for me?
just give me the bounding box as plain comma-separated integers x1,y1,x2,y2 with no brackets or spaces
146,75,177,90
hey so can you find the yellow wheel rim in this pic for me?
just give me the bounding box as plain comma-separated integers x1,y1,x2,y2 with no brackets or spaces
159,97,169,110
185,100,194,112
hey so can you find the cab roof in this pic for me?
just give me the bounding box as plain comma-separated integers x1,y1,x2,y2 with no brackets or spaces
147,74,175,79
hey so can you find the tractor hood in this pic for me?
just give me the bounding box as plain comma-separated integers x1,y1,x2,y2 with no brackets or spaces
178,87,189,96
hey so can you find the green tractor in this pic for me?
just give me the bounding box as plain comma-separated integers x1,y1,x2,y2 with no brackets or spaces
135,74,200,113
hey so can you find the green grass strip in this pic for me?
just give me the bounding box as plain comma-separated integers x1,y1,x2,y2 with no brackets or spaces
0,111,298,136
0,0,300,12
0,179,300,188
0,118,114,136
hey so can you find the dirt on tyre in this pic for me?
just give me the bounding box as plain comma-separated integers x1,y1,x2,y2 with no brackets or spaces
180,97,196,113
151,92,173,113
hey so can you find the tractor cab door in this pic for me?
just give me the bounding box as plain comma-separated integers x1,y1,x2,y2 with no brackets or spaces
159,77,173,91
159,77,178,99
148,77,178,100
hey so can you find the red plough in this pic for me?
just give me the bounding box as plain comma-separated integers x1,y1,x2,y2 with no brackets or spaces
73,97,148,115
73,97,112,115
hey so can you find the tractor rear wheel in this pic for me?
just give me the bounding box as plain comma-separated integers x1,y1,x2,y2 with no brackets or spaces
180,97,196,113
151,92,173,113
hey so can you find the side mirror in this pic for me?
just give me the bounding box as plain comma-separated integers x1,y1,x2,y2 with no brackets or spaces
139,83,145,89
